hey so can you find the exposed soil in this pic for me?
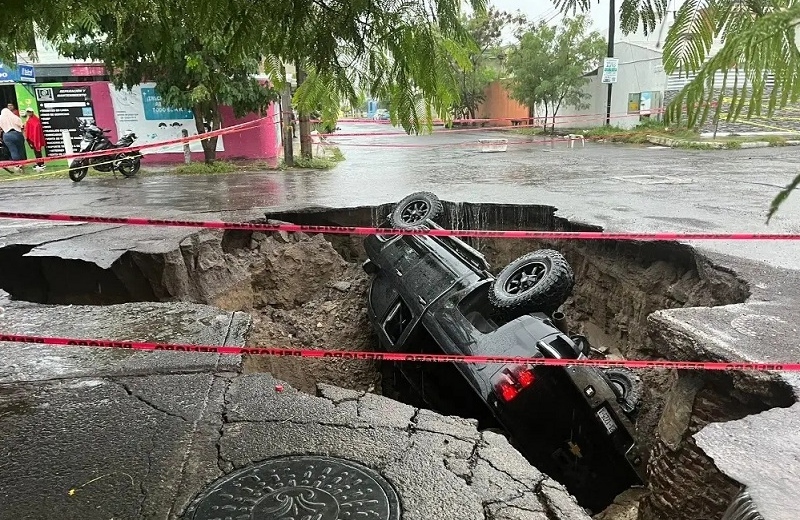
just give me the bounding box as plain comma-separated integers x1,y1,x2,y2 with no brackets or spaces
228,230,380,394
243,264,378,394
0,200,793,520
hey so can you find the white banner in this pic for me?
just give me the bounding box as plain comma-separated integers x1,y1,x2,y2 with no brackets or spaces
108,83,224,153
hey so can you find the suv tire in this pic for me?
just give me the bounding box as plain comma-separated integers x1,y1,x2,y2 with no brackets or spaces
489,249,574,316
389,192,443,228
604,367,643,417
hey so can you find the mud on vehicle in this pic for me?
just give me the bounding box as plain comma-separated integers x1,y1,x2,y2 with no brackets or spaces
362,191,646,513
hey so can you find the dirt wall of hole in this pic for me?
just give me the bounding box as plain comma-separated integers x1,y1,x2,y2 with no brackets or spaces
265,202,794,520
0,201,793,520
639,325,795,520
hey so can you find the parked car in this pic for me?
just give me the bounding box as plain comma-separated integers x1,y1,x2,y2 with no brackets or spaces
362,192,646,513
372,109,390,121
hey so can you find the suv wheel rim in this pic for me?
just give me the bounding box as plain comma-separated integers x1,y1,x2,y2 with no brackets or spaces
505,261,546,294
400,201,430,224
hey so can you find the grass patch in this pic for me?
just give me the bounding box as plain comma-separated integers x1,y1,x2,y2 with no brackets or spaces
511,127,545,136
173,161,238,175
279,145,346,170
762,135,788,147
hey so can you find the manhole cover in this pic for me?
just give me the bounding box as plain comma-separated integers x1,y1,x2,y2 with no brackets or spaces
184,455,400,520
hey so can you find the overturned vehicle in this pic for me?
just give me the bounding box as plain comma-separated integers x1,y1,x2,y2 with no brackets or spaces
362,192,646,513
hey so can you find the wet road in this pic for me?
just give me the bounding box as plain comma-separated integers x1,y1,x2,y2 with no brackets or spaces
1,123,799,519
0,122,798,270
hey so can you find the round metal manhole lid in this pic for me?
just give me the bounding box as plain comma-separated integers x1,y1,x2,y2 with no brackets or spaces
184,455,401,520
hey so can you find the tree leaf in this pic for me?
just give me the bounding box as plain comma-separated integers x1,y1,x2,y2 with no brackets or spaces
767,172,800,223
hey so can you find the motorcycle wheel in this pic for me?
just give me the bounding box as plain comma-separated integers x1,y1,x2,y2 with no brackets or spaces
118,156,141,178
69,162,88,182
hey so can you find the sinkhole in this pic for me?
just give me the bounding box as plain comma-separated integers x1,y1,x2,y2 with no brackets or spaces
0,200,793,520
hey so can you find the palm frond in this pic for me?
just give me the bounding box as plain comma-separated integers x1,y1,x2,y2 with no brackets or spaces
620,0,670,35
662,0,718,73
768,172,800,223
666,4,800,128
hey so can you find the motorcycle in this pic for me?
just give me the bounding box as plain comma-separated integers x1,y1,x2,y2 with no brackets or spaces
68,119,141,182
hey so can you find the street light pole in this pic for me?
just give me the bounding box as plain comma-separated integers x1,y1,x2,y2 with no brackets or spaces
605,0,616,126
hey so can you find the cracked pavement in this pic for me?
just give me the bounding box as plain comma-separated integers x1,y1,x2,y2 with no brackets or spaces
0,294,589,519
2,123,800,518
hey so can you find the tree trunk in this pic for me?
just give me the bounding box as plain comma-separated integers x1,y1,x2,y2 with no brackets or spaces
193,103,219,164
280,80,294,167
296,65,313,159
542,104,548,132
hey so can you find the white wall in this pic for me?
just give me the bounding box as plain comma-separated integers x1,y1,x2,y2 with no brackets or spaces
550,42,667,130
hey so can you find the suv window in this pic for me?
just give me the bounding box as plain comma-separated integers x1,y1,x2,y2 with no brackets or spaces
384,299,413,344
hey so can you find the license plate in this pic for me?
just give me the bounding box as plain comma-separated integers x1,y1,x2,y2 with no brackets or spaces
596,407,617,434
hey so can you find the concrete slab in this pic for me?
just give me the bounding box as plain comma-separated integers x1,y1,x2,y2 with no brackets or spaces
694,403,800,520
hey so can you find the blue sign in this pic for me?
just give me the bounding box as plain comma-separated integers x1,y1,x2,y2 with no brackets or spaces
141,87,193,120
17,64,35,83
0,62,35,84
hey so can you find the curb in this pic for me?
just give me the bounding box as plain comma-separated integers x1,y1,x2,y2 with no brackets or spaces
646,135,800,149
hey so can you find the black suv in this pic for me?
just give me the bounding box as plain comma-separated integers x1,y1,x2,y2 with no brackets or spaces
362,192,646,512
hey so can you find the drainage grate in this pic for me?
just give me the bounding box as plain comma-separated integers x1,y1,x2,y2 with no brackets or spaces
184,455,401,520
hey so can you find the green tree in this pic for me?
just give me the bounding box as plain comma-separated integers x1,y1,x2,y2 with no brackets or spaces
552,0,800,220
289,0,478,157
56,0,279,163
7,0,483,163
506,16,606,132
450,6,514,121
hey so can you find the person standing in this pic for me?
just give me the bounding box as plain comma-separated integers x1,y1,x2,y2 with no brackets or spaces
7,103,19,117
23,108,45,171
0,107,25,171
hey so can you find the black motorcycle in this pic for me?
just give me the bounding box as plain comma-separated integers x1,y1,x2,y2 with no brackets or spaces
68,119,141,182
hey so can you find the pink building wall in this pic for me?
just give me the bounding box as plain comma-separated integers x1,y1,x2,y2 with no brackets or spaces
77,81,280,163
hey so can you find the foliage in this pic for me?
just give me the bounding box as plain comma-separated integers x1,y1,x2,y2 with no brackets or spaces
56,0,278,163
449,6,515,120
289,0,486,141
506,16,606,131
551,0,800,219
8,0,485,162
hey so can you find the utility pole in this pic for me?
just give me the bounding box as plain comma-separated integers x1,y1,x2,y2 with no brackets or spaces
605,0,616,126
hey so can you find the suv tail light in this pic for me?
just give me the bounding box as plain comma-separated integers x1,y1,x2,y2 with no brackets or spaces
494,365,536,402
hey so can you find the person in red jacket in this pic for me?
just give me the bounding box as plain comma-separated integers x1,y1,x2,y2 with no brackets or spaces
23,108,46,171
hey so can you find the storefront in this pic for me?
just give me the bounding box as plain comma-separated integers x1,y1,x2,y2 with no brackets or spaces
0,62,36,111
2,62,280,163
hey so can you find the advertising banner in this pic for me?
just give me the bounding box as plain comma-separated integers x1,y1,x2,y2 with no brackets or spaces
108,83,224,153
34,84,95,156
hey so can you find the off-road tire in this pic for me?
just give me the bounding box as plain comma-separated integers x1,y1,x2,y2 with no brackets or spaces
389,191,443,228
489,249,574,316
604,367,643,417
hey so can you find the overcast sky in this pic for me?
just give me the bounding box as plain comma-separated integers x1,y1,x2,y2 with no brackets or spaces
488,0,682,41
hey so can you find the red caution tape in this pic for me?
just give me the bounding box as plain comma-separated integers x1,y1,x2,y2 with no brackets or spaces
0,211,797,241
0,333,795,372
0,116,270,169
